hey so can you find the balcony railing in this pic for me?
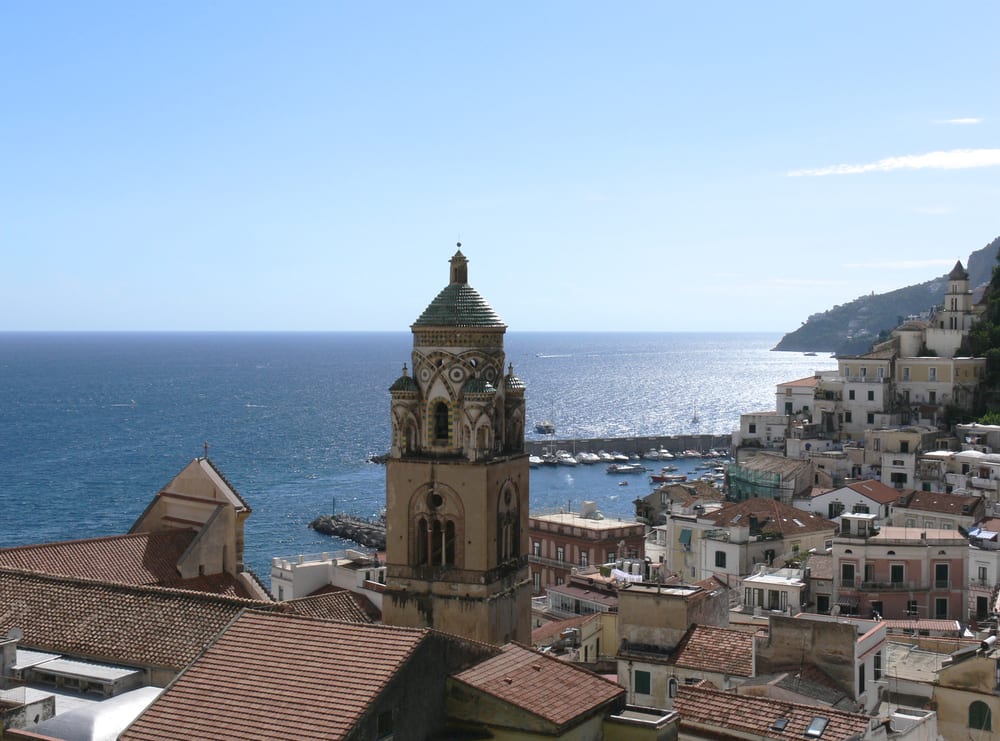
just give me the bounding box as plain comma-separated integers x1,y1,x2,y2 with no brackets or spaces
529,554,576,570
846,579,953,591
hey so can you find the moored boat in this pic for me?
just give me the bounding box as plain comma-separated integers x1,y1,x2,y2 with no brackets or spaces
606,463,647,474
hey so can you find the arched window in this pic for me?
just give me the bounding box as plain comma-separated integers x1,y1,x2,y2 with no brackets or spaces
434,402,449,443
417,518,428,565
970,701,992,731
431,520,443,565
445,521,456,565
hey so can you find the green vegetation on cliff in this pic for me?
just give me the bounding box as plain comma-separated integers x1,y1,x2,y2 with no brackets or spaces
774,235,1000,356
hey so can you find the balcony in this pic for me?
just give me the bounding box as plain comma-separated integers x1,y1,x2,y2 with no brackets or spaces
970,476,999,492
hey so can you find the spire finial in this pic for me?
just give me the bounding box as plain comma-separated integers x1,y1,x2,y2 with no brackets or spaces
449,248,468,284
203,441,209,459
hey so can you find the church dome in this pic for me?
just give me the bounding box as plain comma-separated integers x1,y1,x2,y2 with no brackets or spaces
504,364,525,393
389,364,418,393
412,248,506,328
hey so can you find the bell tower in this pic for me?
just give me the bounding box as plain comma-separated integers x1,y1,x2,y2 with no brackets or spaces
383,246,530,645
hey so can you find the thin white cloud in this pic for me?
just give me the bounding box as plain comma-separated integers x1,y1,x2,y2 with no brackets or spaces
788,148,1000,177
845,259,954,270
935,117,983,125
911,205,955,216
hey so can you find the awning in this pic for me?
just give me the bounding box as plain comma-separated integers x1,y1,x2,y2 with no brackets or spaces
836,596,860,608
679,528,692,545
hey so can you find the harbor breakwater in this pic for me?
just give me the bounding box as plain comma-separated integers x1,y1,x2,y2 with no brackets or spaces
525,433,732,457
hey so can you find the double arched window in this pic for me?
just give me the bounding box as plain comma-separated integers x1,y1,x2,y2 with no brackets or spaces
411,483,463,569
497,484,520,563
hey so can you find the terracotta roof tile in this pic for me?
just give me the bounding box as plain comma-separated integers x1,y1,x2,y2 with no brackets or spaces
704,498,836,537
531,613,597,644
0,567,280,671
675,685,871,740
0,531,195,585
667,625,754,677
121,611,433,741
778,376,820,388
451,643,623,727
843,479,902,505
899,490,982,515
283,588,375,623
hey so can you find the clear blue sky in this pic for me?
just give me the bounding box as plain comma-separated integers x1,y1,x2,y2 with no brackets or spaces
2,3,998,332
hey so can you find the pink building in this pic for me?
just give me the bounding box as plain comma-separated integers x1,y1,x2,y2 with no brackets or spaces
832,513,968,621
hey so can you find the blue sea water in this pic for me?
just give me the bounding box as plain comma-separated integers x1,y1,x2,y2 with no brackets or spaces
0,331,836,586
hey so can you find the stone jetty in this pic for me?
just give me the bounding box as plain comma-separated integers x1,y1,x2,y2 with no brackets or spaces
309,513,386,550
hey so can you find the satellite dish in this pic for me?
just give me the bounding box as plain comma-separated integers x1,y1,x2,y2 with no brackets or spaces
5,627,24,641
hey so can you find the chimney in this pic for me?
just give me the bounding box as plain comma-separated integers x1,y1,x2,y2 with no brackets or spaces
1,628,23,678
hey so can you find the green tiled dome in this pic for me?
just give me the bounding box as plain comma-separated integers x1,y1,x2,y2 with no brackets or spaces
389,364,418,392
504,364,525,392
412,248,506,328
463,377,496,394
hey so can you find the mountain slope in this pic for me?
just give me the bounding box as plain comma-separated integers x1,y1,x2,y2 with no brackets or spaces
774,235,1000,355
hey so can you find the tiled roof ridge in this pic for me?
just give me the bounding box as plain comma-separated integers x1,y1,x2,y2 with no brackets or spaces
0,566,278,608
0,529,189,553
202,456,252,511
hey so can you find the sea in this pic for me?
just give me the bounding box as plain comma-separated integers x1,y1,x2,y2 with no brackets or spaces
0,331,837,587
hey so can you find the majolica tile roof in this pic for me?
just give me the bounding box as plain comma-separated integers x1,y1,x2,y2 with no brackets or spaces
450,643,623,727
666,625,754,677
120,611,433,741
413,282,506,328
462,377,496,394
0,531,194,585
674,685,871,740
0,568,281,671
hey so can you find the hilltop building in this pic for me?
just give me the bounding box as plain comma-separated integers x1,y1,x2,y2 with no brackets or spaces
383,248,531,644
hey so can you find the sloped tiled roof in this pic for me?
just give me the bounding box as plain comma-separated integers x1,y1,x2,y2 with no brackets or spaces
450,643,623,728
842,479,900,505
897,490,982,516
674,685,870,740
121,611,433,741
777,375,819,388
531,613,597,645
283,587,375,623
0,531,193,585
0,568,281,671
666,625,754,677
704,498,836,537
